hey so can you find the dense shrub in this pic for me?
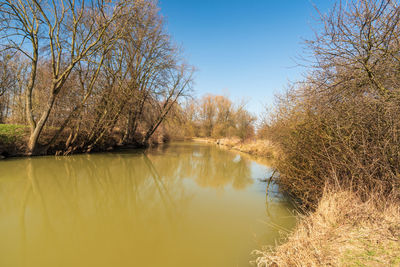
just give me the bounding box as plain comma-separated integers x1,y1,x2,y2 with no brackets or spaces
266,87,400,207
263,0,400,208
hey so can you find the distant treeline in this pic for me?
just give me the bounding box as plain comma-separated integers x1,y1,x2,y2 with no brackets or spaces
169,94,257,141
0,0,193,155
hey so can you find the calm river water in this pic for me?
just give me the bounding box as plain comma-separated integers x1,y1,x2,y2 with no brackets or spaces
0,142,295,267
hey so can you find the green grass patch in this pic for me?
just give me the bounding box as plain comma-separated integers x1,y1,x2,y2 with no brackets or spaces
342,238,400,267
0,124,27,144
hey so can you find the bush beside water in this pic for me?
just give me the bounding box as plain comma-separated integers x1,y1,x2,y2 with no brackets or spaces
255,0,400,265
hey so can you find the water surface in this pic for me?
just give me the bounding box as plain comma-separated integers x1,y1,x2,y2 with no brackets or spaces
0,142,295,267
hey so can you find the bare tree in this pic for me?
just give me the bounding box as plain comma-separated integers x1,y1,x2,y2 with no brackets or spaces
0,0,128,154
0,53,16,122
141,64,194,144
308,0,400,98
0,0,194,154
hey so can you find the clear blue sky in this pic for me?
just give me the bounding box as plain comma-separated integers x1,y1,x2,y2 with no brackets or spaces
158,0,335,115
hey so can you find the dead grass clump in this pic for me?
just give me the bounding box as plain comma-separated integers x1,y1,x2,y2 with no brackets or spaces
234,139,276,158
254,190,400,267
215,138,276,158
215,137,240,147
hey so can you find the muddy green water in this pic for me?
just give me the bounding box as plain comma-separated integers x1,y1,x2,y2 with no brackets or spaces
0,142,295,267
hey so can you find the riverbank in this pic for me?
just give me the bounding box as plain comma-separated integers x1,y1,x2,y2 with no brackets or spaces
0,124,27,158
3,128,398,266
193,137,400,266
192,137,276,158
0,123,167,159
254,190,400,266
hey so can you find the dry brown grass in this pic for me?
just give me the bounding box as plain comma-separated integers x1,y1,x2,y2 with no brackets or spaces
194,137,277,158
254,190,400,267
232,139,276,158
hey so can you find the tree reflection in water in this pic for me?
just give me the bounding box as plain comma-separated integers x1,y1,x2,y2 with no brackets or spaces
0,142,295,267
